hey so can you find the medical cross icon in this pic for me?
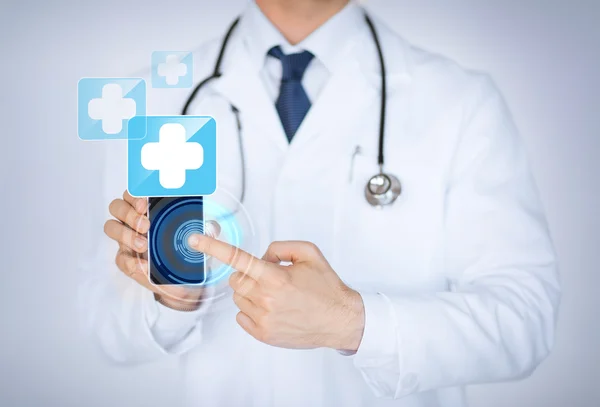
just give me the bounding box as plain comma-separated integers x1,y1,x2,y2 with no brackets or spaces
151,51,193,88
141,123,204,189
157,55,188,86
78,78,146,140
88,84,136,134
128,116,216,197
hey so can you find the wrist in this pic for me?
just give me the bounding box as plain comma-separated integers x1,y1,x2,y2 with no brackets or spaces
329,288,365,351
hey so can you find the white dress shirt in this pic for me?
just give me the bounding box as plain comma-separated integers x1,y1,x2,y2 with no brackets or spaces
245,0,367,103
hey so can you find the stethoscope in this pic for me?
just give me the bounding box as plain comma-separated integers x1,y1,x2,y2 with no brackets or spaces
181,12,402,208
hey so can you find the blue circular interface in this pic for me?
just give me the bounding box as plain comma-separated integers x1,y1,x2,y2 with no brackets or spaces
149,197,243,286
174,220,205,264
150,198,206,284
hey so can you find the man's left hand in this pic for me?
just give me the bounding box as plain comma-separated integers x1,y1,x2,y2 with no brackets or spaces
188,234,365,351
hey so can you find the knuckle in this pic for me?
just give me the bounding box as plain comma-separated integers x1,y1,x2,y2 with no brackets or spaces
306,241,320,254
263,243,279,262
126,256,138,274
241,282,257,298
121,227,133,246
127,210,138,227
254,313,269,330
228,272,240,289
229,272,249,292
258,295,276,312
255,323,272,343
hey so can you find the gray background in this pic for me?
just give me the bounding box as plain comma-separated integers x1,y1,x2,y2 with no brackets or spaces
0,0,598,406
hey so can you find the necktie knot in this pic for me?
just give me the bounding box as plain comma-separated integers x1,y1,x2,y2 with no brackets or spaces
268,46,314,82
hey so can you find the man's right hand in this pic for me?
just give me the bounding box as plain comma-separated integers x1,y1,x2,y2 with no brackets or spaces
103,190,204,310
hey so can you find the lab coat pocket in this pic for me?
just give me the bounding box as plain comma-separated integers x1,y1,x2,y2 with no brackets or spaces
333,152,445,293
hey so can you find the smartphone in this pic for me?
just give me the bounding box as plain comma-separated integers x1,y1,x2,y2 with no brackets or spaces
147,196,206,285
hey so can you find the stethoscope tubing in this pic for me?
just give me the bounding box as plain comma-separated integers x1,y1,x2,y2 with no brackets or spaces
180,12,400,207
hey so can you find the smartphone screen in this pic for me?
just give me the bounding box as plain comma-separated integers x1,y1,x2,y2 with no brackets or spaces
147,197,206,285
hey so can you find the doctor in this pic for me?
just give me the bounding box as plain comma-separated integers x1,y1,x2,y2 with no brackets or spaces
84,0,560,406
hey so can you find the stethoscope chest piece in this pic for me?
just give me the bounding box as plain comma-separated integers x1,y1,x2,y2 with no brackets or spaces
365,173,402,208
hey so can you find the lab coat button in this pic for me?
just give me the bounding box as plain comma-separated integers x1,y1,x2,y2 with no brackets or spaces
401,373,418,391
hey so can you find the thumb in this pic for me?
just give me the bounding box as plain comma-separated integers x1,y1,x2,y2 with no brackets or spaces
204,220,221,239
262,241,322,264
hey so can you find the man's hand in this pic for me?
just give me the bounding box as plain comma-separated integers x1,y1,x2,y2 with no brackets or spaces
103,190,204,310
188,234,365,351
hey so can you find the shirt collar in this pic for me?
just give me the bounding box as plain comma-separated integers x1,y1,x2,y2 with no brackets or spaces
241,1,366,73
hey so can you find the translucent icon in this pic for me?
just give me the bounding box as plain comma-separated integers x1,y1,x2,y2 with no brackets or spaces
78,78,146,140
151,51,193,88
128,116,216,197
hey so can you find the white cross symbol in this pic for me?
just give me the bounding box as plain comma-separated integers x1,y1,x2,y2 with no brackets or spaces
141,123,204,189
157,54,188,85
87,83,136,134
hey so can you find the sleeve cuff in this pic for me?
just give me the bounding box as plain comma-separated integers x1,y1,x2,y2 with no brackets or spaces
353,292,398,366
153,297,207,327
349,291,406,398
143,285,216,353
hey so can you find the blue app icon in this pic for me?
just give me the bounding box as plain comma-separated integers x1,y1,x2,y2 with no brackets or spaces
151,51,193,88
127,116,217,197
78,78,146,140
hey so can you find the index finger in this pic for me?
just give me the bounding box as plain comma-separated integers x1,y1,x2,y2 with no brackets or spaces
188,234,267,280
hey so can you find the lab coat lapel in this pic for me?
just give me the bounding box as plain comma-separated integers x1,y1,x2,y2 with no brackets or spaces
289,17,414,150
290,41,372,150
210,40,289,152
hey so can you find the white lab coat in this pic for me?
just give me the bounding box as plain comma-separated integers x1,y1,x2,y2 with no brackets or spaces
80,11,560,407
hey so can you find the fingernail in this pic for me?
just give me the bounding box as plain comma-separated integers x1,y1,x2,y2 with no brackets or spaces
139,217,150,231
188,235,200,246
134,237,146,249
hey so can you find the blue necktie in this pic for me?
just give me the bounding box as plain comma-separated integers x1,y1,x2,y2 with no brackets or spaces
268,46,314,142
